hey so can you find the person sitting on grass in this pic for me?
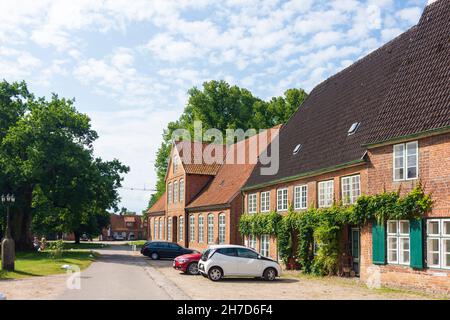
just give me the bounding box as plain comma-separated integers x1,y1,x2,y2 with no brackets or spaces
33,237,40,251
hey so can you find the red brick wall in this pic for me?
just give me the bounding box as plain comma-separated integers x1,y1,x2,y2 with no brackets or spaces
361,133,450,295
243,164,368,214
242,164,368,262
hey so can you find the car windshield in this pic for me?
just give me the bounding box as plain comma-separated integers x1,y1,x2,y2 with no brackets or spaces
201,249,212,261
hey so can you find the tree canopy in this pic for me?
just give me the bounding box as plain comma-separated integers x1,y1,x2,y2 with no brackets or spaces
0,81,129,247
147,80,308,209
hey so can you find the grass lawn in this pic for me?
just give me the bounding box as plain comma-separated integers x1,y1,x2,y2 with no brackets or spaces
126,240,147,248
0,250,96,280
61,242,109,250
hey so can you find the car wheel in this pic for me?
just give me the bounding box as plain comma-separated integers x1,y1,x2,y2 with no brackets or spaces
208,267,223,281
150,252,159,260
263,268,277,281
187,262,199,275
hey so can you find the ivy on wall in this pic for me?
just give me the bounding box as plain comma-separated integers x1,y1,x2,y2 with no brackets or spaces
239,183,432,276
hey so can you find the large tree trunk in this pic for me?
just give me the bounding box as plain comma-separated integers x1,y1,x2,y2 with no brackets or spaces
11,186,34,251
74,231,81,244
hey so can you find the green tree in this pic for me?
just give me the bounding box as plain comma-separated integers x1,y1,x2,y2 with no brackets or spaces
0,80,129,248
147,80,308,208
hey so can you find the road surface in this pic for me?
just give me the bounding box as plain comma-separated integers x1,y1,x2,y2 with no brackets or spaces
57,246,188,300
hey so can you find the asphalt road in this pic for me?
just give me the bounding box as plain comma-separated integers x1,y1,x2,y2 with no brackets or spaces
57,246,187,300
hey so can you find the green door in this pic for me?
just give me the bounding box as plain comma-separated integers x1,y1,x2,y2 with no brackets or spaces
351,228,360,275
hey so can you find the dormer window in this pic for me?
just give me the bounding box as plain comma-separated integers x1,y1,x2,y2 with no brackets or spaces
348,122,361,135
293,144,302,155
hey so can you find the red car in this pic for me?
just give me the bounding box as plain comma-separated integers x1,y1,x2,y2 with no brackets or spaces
173,252,202,275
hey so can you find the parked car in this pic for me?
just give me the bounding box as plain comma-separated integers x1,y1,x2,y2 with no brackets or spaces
141,241,196,260
114,234,125,241
198,245,281,281
173,252,202,275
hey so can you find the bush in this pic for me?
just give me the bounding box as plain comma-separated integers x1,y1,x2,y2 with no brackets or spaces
48,240,65,259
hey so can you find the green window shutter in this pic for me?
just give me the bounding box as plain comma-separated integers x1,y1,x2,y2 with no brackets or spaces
410,219,424,269
372,221,386,265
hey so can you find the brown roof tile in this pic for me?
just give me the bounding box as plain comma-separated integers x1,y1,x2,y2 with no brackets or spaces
147,192,166,214
187,127,280,209
366,0,450,144
175,141,226,175
244,27,412,188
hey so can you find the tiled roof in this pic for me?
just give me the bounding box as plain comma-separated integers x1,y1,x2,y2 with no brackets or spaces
147,192,166,214
175,141,226,175
244,27,412,189
245,0,450,190
366,0,450,144
187,127,280,209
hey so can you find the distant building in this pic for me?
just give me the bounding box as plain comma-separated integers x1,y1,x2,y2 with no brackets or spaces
101,213,147,241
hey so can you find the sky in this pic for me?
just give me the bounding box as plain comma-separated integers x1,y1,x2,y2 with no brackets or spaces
0,0,428,213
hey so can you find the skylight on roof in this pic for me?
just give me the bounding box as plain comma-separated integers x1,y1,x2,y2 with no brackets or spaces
293,144,302,155
348,122,361,135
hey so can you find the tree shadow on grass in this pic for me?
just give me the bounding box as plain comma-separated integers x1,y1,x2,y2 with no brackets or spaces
0,269,41,279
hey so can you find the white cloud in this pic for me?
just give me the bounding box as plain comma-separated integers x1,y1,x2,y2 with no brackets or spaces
396,7,422,25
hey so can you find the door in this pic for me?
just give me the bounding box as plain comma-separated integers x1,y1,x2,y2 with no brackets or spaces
236,248,263,276
215,248,240,275
351,228,360,275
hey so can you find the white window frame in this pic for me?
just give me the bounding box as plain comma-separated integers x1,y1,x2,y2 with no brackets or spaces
426,219,450,269
341,175,361,205
260,234,270,257
248,193,257,214
393,141,418,181
207,214,214,244
387,220,410,266
248,235,257,250
173,181,178,204
167,217,172,241
318,180,334,208
159,218,163,240
189,215,195,243
277,188,288,211
178,216,184,242
167,182,172,204
219,213,226,244
179,179,184,202
260,191,270,212
198,215,204,243
294,185,308,210
153,218,157,240
173,155,178,174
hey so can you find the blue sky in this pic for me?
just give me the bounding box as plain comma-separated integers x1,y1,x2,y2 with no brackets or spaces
0,0,429,213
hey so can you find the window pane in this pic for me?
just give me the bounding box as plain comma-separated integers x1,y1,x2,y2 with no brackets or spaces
399,221,410,235
407,167,417,179
443,221,450,236
394,144,404,156
237,248,258,259
406,142,417,155
400,238,410,264
442,239,450,267
427,221,440,235
387,221,398,234
427,238,440,267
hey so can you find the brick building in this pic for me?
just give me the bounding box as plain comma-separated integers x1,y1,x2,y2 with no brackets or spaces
101,213,147,241
241,0,449,294
147,127,279,251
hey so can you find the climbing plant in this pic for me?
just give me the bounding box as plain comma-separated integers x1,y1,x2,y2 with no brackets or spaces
239,183,432,276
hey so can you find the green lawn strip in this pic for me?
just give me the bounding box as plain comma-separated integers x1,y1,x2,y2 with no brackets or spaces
0,250,97,280
126,240,147,248
61,242,110,250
